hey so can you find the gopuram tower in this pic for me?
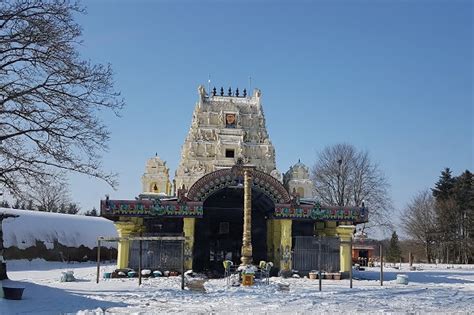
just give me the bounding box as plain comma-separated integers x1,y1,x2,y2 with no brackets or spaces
174,85,282,190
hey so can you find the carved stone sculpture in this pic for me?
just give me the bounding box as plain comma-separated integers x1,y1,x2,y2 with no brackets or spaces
174,86,278,191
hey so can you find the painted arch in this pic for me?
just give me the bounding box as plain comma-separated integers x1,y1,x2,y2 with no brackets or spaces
186,168,291,204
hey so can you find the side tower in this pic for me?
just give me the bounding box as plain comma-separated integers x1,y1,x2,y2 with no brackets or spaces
175,85,280,190
283,160,314,198
141,155,171,195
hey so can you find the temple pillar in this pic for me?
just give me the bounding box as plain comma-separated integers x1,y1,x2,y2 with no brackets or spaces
115,218,143,269
240,167,253,266
336,225,356,274
272,219,281,268
279,219,292,271
183,218,195,270
324,221,337,237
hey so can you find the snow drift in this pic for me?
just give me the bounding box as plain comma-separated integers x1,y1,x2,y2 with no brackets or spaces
1,208,117,250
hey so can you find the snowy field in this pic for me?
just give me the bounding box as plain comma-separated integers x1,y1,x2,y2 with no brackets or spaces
1,260,473,314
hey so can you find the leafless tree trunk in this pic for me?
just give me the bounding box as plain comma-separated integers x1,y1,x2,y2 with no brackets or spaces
401,190,437,263
311,143,393,231
0,0,123,196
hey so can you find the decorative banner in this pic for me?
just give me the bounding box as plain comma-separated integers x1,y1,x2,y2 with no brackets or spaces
273,203,368,223
101,199,367,223
100,199,203,218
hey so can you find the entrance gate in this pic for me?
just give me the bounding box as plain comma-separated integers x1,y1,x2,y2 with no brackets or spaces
292,236,340,274
192,187,271,272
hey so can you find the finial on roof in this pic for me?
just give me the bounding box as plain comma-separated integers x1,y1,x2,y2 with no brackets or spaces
220,87,224,96
298,158,301,163
228,87,232,96
155,152,158,157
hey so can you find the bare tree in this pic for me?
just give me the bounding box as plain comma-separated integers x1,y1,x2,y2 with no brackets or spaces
0,0,123,196
401,190,437,263
27,174,70,212
311,143,393,231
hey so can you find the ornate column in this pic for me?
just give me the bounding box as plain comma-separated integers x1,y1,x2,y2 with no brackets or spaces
183,218,195,270
279,219,292,271
336,225,356,274
115,220,141,269
240,167,253,266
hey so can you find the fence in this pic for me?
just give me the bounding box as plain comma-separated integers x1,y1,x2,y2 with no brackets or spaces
292,236,340,274
96,235,185,288
129,239,182,271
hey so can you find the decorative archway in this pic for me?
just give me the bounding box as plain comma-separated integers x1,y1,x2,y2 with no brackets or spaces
187,166,290,272
187,167,291,204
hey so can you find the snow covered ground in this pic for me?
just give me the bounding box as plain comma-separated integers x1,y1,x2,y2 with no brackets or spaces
1,260,473,314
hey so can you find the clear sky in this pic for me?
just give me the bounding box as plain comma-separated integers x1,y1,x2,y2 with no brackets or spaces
70,0,472,235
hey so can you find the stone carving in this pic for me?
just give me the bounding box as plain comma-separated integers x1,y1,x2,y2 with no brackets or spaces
270,169,283,183
198,85,206,101
174,86,277,190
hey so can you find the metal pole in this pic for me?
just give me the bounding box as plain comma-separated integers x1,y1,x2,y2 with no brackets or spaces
181,240,185,290
318,236,322,292
349,238,353,289
380,244,383,286
96,239,101,284
138,239,142,286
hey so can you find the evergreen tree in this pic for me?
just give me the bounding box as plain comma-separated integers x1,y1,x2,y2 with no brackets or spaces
0,201,10,208
387,231,402,262
67,203,80,215
85,207,98,216
432,168,456,201
432,168,458,262
12,199,21,209
58,203,67,214
452,170,474,263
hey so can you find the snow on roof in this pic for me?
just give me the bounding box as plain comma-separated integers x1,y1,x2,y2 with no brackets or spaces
0,208,118,250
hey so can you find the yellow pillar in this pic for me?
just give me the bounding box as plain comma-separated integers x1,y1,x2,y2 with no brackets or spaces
183,218,195,270
272,219,281,268
324,221,337,237
115,221,140,269
336,225,356,273
279,219,292,271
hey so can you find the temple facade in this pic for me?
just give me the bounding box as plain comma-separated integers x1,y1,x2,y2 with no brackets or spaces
100,86,368,275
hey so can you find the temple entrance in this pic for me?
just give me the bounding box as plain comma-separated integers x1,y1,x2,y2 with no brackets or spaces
193,187,274,273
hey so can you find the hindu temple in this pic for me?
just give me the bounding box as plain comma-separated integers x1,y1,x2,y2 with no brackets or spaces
100,86,368,276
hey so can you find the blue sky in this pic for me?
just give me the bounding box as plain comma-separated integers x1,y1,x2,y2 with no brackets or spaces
70,0,472,235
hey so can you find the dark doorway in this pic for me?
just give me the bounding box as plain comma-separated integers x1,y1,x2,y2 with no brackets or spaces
357,249,369,266
193,187,273,273
292,221,315,237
